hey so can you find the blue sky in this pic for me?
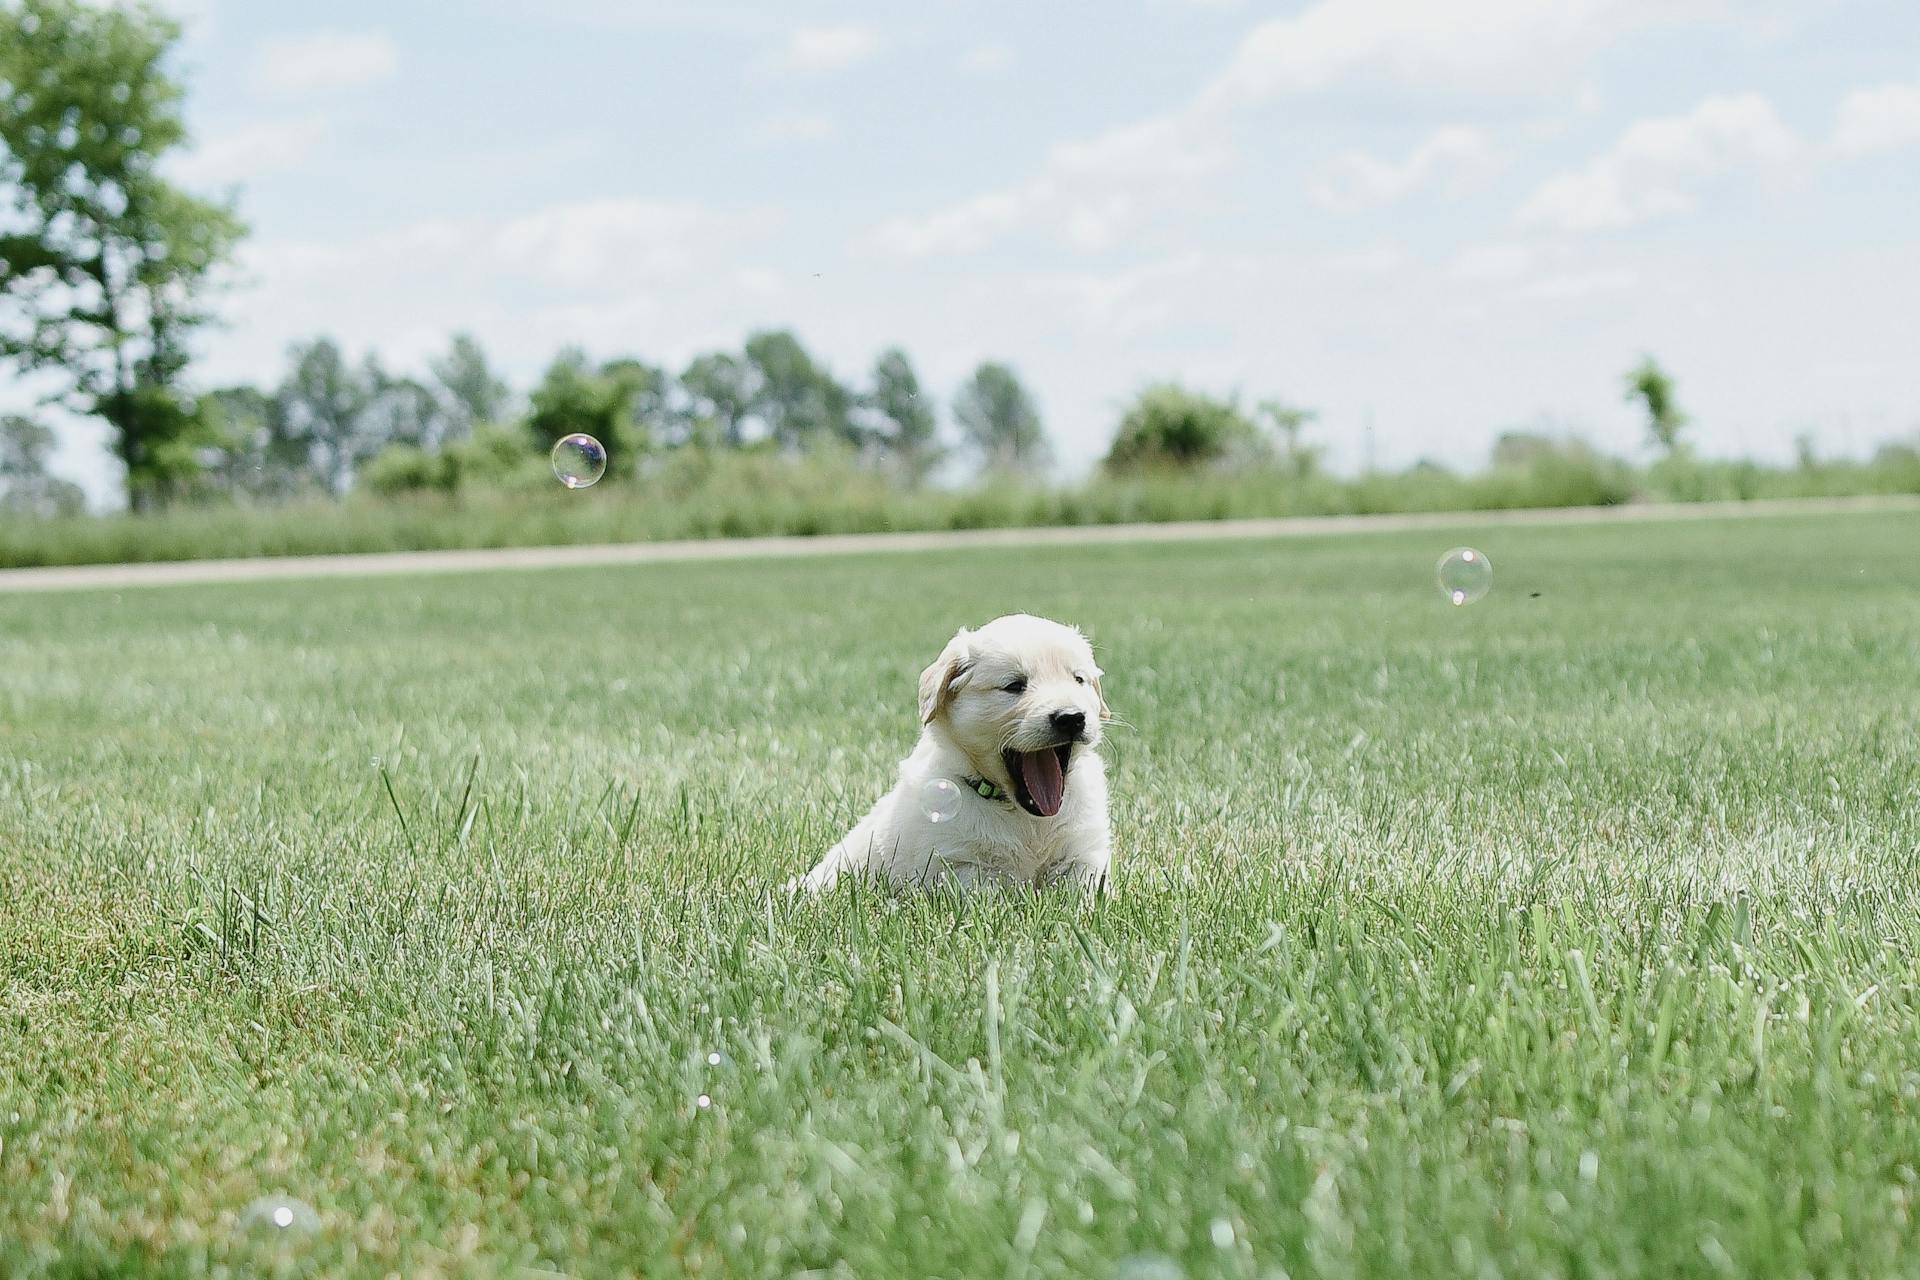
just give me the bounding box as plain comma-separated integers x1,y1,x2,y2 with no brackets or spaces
36,0,1920,503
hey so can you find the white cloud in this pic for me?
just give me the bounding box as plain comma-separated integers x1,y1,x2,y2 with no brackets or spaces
1444,240,1637,300
870,111,1235,257
1196,0,1710,107
772,24,881,75
250,197,780,296
217,196,788,390
1518,267,1637,300
1326,242,1410,275
756,112,836,144
1308,125,1503,211
873,0,1733,260
1831,82,1920,157
173,116,330,186
1516,93,1801,234
252,30,399,97
491,199,780,287
1448,241,1538,283
958,43,1015,75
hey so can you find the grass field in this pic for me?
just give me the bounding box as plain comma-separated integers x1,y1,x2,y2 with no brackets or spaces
3,508,1919,1278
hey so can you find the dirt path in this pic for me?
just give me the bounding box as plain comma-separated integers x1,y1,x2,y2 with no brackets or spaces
2,494,1914,595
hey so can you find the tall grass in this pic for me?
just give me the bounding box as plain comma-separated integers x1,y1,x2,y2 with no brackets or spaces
4,444,1919,568
4,511,1920,1276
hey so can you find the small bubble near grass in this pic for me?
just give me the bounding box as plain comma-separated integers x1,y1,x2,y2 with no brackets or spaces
1436,546,1493,606
551,433,607,489
240,1194,319,1237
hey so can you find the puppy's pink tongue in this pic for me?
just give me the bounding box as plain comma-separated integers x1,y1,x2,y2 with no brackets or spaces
1017,748,1066,817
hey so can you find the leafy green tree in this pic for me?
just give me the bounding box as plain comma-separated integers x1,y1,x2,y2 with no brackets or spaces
743,329,853,451
867,347,940,484
429,333,510,437
1105,384,1262,472
0,412,83,515
274,338,379,494
954,361,1047,473
1256,398,1321,477
0,0,244,510
198,384,305,500
1625,356,1688,455
601,356,670,452
681,351,756,447
362,358,454,451
525,347,648,477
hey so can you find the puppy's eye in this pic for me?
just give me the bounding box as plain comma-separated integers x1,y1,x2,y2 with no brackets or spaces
1074,674,1087,685
1002,677,1028,694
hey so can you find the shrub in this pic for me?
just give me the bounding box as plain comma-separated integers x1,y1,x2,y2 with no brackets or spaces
1105,384,1266,472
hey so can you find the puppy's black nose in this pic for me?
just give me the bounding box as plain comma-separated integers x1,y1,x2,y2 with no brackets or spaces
1050,709,1087,738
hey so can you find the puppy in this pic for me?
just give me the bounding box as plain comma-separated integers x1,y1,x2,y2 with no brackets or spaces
792,614,1114,896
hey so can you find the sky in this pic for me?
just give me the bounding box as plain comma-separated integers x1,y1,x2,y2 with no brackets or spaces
30,0,1920,505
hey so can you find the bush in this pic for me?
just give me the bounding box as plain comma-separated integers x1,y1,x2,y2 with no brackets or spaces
1104,384,1266,472
1484,436,1636,509
362,444,445,496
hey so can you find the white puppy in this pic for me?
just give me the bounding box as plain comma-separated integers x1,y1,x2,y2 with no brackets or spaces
793,614,1114,896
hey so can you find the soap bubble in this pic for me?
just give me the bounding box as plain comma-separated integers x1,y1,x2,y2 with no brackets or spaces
696,1093,713,1110
551,433,607,489
1111,1255,1184,1280
920,777,963,824
1436,546,1493,606
706,1051,723,1067
240,1194,319,1237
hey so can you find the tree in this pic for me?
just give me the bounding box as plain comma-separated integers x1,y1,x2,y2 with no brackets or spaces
954,361,1047,473
1105,384,1261,472
1256,399,1321,477
429,333,510,437
198,384,308,500
867,347,940,484
1625,356,1688,455
743,329,854,451
525,347,646,476
274,338,377,495
0,413,83,515
0,0,245,510
681,351,756,447
361,358,453,452
600,356,670,452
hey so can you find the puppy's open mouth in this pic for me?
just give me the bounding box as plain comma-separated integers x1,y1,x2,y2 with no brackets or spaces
1005,743,1073,818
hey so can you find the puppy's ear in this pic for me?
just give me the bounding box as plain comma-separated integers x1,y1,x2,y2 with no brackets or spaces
918,629,975,724
1090,666,1112,722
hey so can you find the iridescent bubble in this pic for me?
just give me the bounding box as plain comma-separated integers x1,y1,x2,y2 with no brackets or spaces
551,433,607,489
1111,1255,1184,1280
706,1051,723,1067
240,1195,320,1237
696,1093,713,1110
920,777,963,824
1436,546,1493,606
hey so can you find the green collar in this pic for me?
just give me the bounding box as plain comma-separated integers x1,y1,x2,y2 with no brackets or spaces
964,776,1008,803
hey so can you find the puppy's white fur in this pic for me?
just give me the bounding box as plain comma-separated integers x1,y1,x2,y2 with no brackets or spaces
793,614,1114,895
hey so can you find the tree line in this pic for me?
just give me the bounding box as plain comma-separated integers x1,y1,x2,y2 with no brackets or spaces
180,332,1053,502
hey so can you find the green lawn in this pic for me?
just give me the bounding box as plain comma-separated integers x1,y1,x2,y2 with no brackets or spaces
3,509,1919,1278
